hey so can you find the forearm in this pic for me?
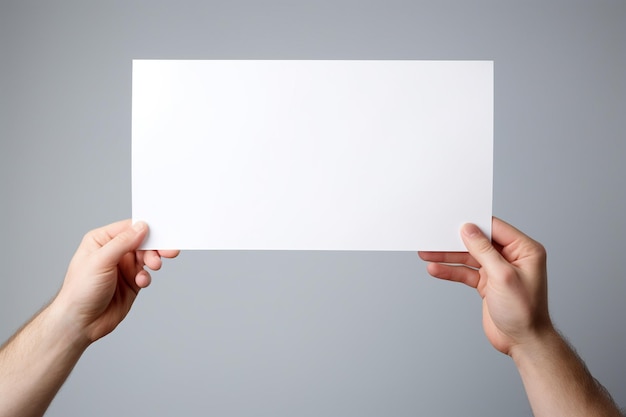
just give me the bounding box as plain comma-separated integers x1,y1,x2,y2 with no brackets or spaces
0,302,89,417
511,328,621,417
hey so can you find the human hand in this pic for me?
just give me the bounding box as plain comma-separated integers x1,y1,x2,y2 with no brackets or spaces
418,217,553,356
52,220,179,345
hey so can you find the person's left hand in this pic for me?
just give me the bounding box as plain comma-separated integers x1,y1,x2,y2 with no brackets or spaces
52,220,179,345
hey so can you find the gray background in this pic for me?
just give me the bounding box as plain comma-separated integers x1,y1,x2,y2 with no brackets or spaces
1,1,624,416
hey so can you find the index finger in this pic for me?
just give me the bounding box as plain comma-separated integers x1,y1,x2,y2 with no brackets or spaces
157,249,180,259
418,251,480,269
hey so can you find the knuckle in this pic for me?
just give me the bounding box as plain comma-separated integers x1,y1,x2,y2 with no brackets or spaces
475,236,496,254
526,239,547,261
81,229,97,244
114,230,134,246
81,226,110,247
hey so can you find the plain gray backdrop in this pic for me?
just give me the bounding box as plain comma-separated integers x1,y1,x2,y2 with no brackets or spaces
1,1,624,416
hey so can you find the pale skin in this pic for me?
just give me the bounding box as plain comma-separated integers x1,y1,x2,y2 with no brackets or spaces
0,218,621,416
0,220,179,417
419,217,622,417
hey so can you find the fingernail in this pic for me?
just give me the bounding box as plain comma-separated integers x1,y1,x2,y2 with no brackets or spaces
462,223,481,238
133,221,147,232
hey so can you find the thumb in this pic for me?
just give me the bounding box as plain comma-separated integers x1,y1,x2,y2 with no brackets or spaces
460,223,507,270
97,221,148,265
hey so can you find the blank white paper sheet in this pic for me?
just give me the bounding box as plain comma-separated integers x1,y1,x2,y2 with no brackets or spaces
132,60,493,251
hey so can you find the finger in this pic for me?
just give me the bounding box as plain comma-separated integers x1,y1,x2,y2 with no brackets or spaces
418,251,481,269
426,262,481,288
135,269,152,289
117,251,144,294
142,250,163,271
81,219,132,252
491,217,545,263
157,249,180,259
96,222,149,266
491,217,531,250
460,223,510,272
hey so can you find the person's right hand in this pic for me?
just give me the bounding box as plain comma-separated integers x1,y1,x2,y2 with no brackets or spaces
418,217,554,356
52,220,179,346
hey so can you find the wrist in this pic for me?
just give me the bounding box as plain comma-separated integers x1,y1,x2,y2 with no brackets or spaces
45,299,93,354
509,324,562,369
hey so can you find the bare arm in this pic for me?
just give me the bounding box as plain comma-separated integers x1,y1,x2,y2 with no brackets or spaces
511,328,621,417
0,303,87,417
419,218,621,417
0,220,179,417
